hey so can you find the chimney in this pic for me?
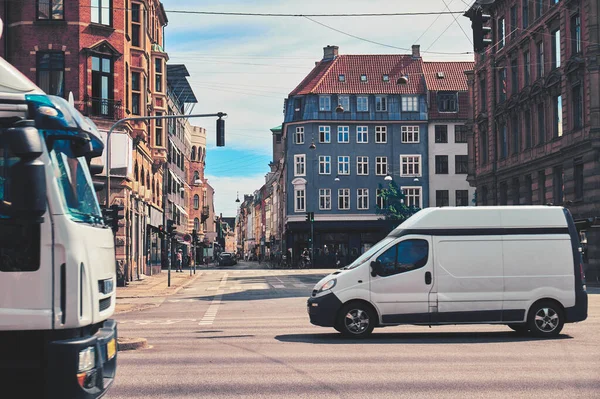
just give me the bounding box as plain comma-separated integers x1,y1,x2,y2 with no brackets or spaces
323,45,339,61
412,44,421,59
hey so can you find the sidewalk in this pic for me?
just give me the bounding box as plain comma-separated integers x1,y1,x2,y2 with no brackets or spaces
115,269,201,314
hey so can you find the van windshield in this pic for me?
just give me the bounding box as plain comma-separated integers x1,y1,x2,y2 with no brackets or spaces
345,237,395,270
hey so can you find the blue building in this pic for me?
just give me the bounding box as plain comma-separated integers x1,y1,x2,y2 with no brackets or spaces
283,45,430,266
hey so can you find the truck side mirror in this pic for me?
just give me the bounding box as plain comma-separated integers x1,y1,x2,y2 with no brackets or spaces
370,261,380,277
0,125,47,221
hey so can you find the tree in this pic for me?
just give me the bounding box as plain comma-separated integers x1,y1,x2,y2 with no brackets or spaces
375,181,420,226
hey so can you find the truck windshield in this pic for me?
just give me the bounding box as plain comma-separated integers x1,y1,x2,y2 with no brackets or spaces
47,136,103,224
345,237,395,270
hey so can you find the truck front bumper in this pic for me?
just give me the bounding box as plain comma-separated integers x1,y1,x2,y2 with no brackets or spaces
47,319,117,399
307,293,342,327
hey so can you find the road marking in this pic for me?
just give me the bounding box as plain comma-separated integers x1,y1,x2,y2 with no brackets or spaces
293,283,306,287
199,274,227,326
272,284,285,288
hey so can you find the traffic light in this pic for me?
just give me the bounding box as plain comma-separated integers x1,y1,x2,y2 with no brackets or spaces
167,219,176,235
216,117,225,147
471,8,492,53
305,212,314,222
88,163,105,192
102,204,124,234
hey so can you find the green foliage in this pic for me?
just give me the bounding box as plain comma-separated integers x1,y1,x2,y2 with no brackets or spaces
375,180,420,226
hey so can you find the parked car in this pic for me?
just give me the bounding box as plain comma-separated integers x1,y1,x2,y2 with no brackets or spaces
218,252,237,266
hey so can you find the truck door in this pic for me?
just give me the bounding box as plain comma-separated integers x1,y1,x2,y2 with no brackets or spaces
370,236,433,324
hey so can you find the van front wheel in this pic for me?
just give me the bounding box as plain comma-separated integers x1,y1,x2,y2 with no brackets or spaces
527,301,564,337
336,303,375,338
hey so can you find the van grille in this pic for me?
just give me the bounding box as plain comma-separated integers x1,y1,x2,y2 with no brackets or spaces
99,297,111,312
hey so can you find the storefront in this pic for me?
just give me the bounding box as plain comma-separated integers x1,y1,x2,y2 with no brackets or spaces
146,205,163,275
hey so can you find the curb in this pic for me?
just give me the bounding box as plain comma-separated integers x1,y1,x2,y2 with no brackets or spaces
117,337,148,351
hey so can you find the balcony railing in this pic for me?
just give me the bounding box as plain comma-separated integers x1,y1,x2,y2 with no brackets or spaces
78,96,123,120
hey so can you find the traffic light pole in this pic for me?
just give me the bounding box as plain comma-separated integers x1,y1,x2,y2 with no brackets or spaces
310,217,314,268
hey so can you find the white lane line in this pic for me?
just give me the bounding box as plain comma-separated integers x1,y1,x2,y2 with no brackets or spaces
272,284,285,288
293,283,306,287
198,274,227,326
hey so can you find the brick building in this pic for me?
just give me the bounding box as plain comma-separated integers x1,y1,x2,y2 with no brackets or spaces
0,1,170,281
466,0,600,282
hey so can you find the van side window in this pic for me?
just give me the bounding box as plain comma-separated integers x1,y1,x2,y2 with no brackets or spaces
376,239,429,277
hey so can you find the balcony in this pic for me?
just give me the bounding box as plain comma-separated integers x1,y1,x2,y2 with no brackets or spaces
79,96,123,120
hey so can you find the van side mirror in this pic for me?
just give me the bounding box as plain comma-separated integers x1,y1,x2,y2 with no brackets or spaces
0,125,47,222
370,261,380,277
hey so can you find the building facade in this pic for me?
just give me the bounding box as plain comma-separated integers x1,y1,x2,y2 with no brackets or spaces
466,0,600,282
283,45,430,266
188,124,210,263
0,0,169,281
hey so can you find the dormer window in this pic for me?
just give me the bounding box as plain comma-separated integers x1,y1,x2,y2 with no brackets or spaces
382,74,390,82
360,74,367,82
338,74,346,82
436,72,445,79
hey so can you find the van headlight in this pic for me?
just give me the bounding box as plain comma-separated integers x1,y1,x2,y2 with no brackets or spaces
78,347,96,373
318,279,336,292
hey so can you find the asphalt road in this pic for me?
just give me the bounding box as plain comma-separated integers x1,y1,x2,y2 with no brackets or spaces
108,261,600,399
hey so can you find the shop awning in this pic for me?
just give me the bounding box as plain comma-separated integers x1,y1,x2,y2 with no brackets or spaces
174,203,188,217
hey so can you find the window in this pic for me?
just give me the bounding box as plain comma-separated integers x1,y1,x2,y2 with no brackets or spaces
480,186,488,205
523,0,529,28
36,52,64,97
295,127,304,144
357,156,369,175
155,112,162,146
294,189,305,212
401,155,421,177
402,126,419,143
512,178,520,205
319,96,331,111
191,147,196,161
319,156,331,175
525,174,533,204
319,126,331,143
194,218,200,232
456,190,469,206
510,6,517,36
524,109,532,148
383,74,390,82
538,102,546,144
37,0,64,20
435,125,448,143
524,51,531,86
193,171,199,181
360,74,367,82
538,170,546,204
499,68,507,103
402,96,419,112
193,195,199,209
571,14,581,55
537,41,544,78
155,58,163,92
435,155,449,174
511,59,518,94
338,74,345,82
376,189,387,209
375,126,387,143
552,29,561,69
131,3,141,47
294,154,306,176
91,0,111,26
357,126,368,143
403,187,422,208
536,0,544,19
574,162,584,200
436,190,449,207
376,157,388,176
500,123,508,159
555,95,563,138
498,17,506,49
553,166,563,204
481,129,488,164
337,126,349,143
131,71,140,115
511,114,520,154
438,92,457,112
357,96,369,112
357,188,369,210
338,188,350,210
319,189,331,210
499,181,508,205
375,96,387,111
455,125,468,143
338,156,350,175
572,84,583,130
480,78,487,111
338,95,349,112
91,55,113,117
375,239,429,277
455,155,468,174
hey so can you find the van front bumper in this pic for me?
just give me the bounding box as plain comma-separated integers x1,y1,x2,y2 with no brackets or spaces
307,293,342,327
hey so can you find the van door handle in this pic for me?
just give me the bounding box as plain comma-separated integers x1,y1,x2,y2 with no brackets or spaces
425,272,432,285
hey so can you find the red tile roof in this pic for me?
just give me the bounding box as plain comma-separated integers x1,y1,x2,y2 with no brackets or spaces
422,61,474,92
289,55,426,96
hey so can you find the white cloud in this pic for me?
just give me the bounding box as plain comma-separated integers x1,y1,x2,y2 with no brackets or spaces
205,173,268,217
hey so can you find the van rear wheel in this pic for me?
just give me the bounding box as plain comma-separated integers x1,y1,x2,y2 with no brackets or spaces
527,301,564,337
336,302,375,338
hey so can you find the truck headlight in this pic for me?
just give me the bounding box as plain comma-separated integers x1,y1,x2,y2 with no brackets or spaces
78,347,96,373
318,279,336,292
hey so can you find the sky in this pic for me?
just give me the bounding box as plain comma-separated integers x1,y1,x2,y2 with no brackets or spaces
161,0,475,217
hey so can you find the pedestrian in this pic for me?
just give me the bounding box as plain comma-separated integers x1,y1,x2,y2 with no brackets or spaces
176,250,183,272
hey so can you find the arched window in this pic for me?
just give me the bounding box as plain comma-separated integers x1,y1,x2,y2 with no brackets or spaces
191,146,196,161
199,147,204,162
194,218,200,232
141,167,145,186
193,194,199,209
134,161,139,181
146,171,150,188
193,171,199,182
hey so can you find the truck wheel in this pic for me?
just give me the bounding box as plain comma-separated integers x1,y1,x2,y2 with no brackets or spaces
336,302,375,338
507,323,528,334
527,301,564,337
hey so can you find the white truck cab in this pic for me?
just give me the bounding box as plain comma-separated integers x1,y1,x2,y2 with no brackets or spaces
308,206,588,338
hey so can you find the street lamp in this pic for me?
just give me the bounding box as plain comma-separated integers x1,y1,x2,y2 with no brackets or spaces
384,175,393,181
335,104,344,113
235,191,240,203
396,75,409,85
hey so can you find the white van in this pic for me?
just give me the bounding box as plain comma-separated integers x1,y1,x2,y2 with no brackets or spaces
307,206,588,338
